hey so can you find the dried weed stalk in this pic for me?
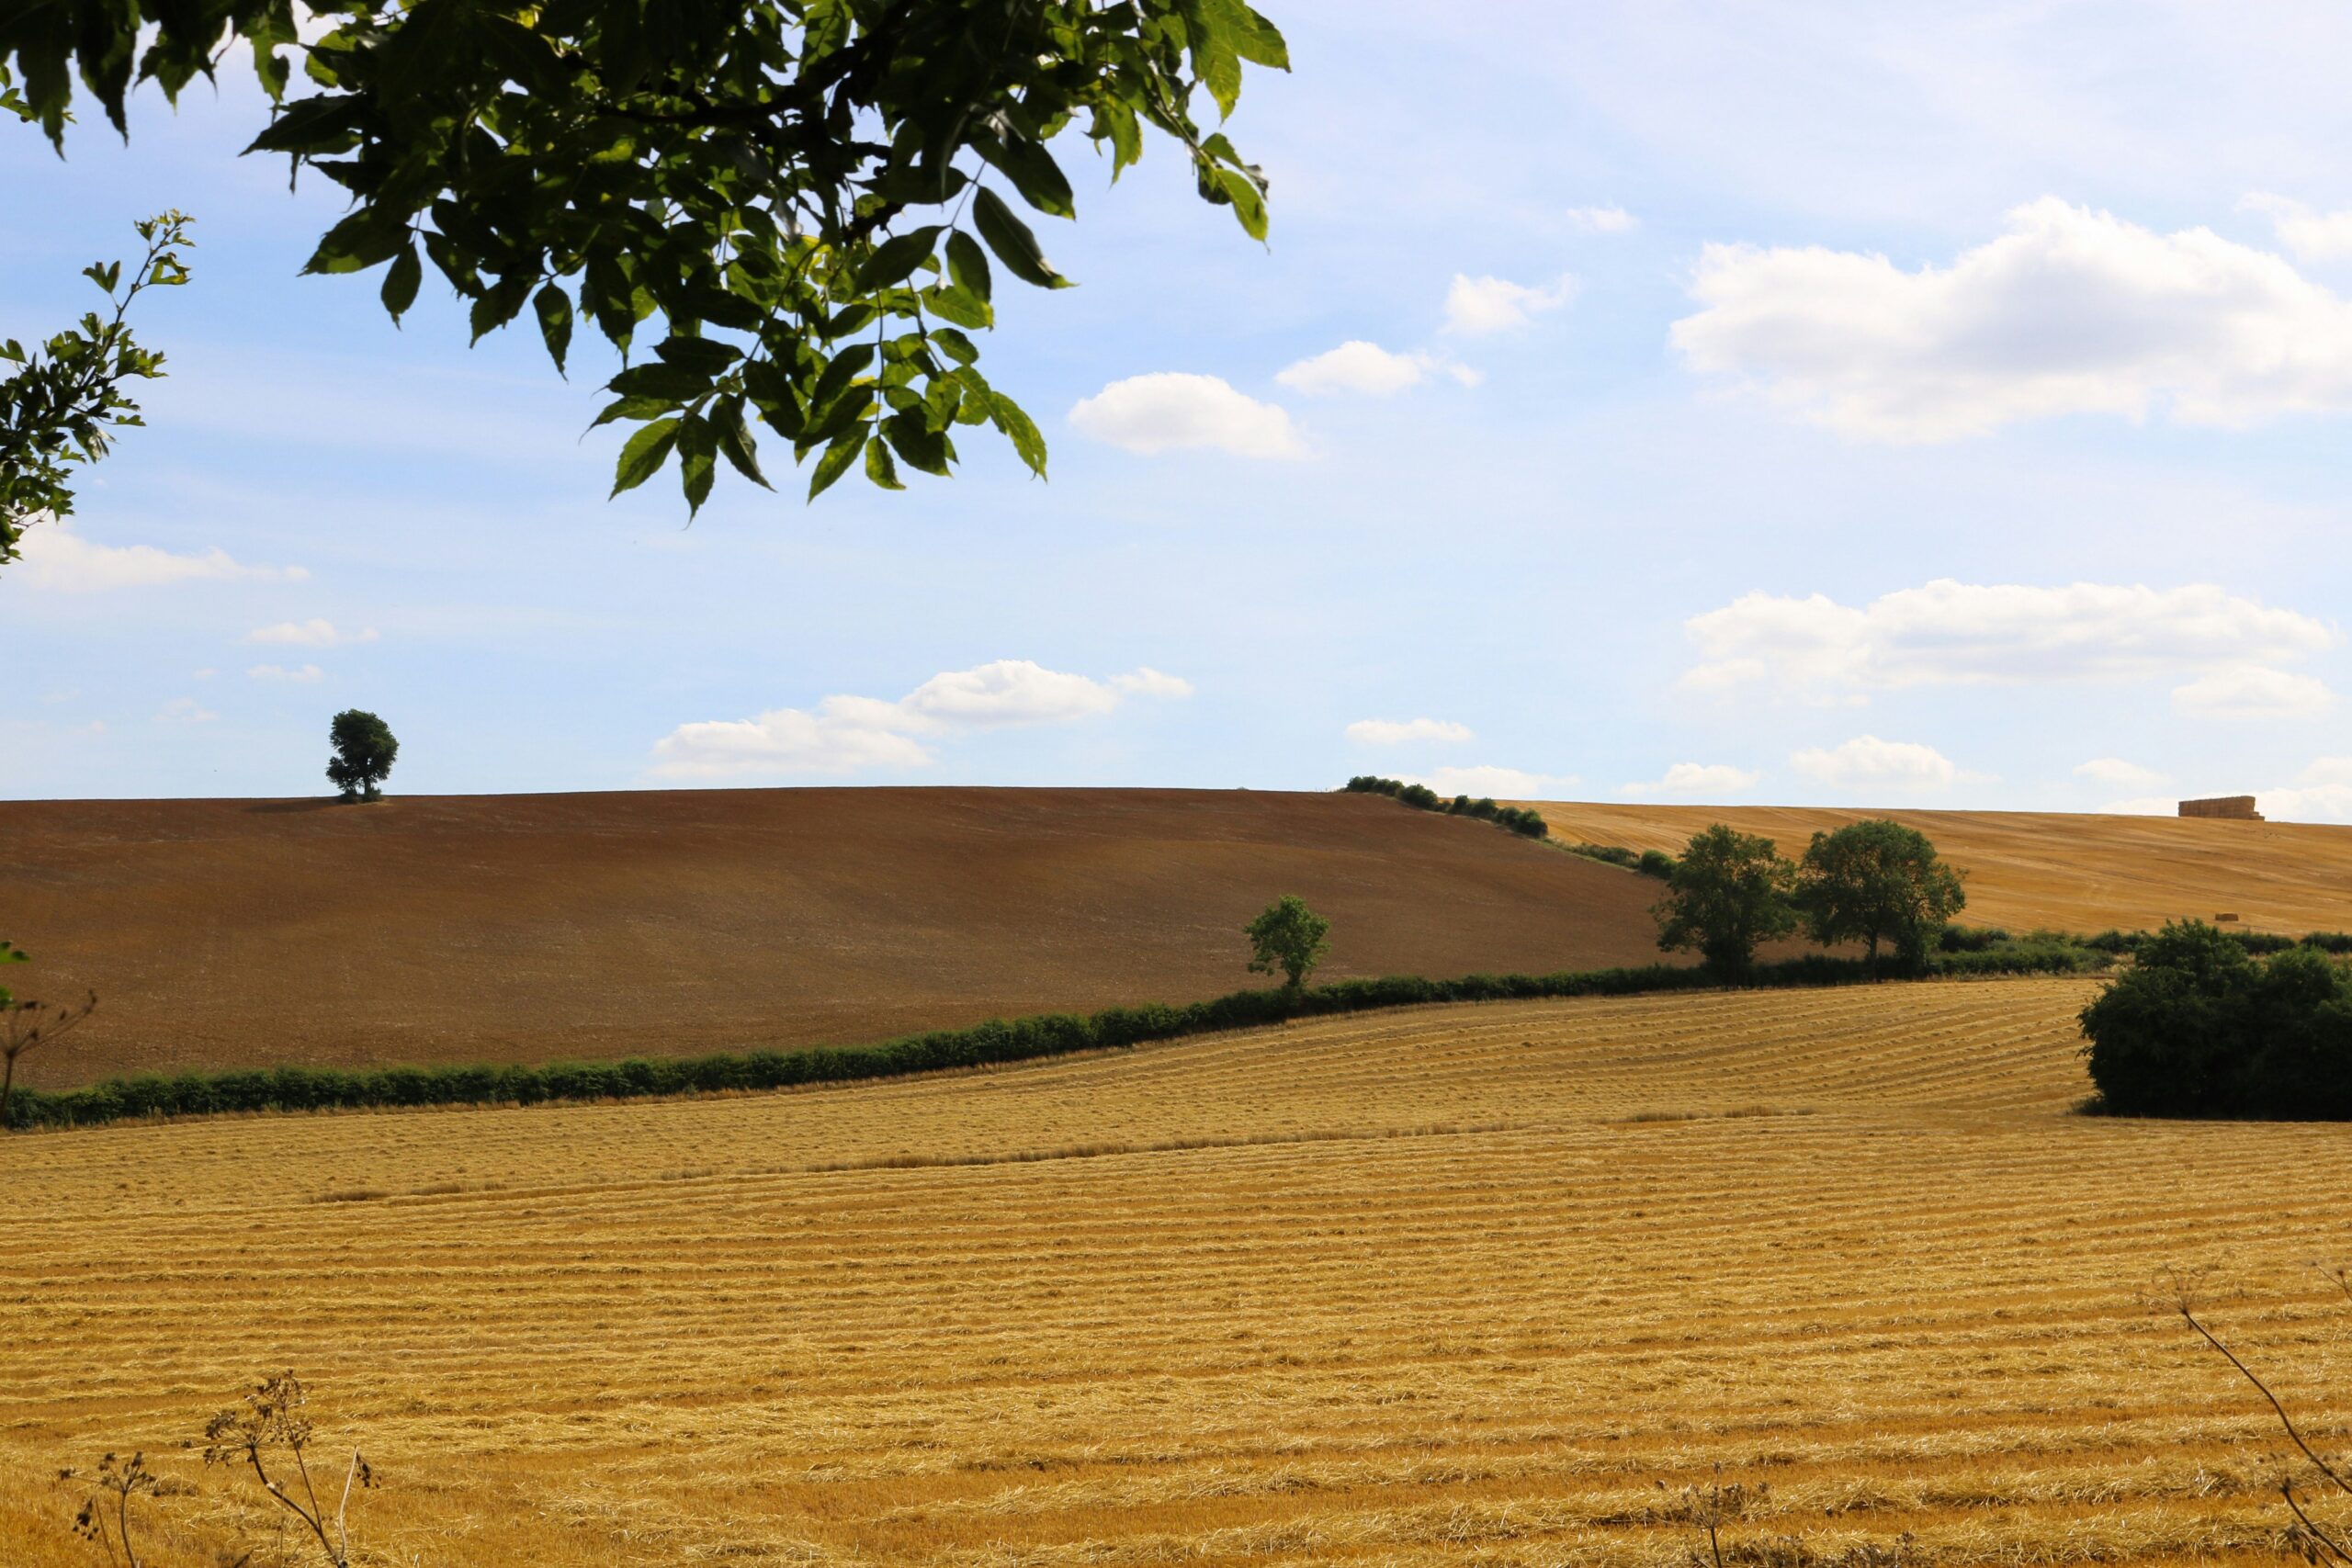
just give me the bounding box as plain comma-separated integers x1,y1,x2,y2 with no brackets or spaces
202,1373,374,1568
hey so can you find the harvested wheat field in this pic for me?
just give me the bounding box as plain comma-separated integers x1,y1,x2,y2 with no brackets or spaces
6,975,2348,1566
1527,801,2352,937
0,787,1675,1088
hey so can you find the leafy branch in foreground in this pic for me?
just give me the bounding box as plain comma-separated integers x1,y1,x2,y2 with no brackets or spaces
0,209,193,565
2,1,1287,512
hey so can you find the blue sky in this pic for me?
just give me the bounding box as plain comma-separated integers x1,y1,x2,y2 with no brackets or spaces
5,1,2351,818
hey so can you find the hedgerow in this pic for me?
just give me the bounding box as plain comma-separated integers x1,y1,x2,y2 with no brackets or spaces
1342,776,1547,838
6,944,2106,1132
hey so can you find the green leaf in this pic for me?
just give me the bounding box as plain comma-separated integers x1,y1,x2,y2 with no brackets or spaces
989,391,1048,478
609,416,681,498
932,327,979,367
654,335,742,374
807,428,864,501
808,342,876,412
919,284,991,331
884,409,952,477
303,208,408,276
863,433,905,490
856,225,944,292
606,363,711,402
973,189,1074,291
245,93,365,155
677,414,717,515
945,230,991,303
976,131,1076,219
533,283,573,373
380,244,422,322
713,397,770,489
1216,166,1269,242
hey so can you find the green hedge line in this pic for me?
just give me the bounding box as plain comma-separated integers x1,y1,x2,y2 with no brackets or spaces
1342,776,1548,838
6,946,2109,1133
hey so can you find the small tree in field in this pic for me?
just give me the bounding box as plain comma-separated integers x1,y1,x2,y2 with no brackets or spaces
1246,896,1330,993
325,710,398,802
0,942,97,1132
1652,825,1798,979
1796,818,1965,976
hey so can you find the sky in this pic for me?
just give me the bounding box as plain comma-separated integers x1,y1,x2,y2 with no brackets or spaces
5,0,2351,819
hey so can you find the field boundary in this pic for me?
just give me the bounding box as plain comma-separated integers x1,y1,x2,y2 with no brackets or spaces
5,947,2106,1133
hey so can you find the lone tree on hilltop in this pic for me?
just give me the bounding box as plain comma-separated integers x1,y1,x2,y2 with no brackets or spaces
1652,824,1798,979
326,710,398,803
1246,895,1330,993
1796,818,1965,976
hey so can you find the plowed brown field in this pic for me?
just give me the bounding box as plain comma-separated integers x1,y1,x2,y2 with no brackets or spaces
0,787,1680,1088
5,976,2346,1567
1527,801,2352,936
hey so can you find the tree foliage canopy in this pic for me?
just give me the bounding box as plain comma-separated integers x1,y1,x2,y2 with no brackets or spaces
1651,823,1798,978
326,708,400,801
2,0,1286,513
1244,893,1329,991
1795,818,1965,974
2081,919,2352,1119
0,211,192,566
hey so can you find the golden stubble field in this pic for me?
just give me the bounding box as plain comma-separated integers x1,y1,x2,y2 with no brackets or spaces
6,976,2350,1566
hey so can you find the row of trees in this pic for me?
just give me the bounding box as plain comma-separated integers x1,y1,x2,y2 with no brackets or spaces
1341,776,1548,839
1650,819,1967,977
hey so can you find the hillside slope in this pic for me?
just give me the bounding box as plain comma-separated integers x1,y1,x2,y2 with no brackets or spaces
1,786,1669,1086
1528,800,2352,934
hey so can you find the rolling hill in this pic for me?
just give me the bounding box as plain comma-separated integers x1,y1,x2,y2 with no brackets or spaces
1528,800,2352,935
0,786,1670,1087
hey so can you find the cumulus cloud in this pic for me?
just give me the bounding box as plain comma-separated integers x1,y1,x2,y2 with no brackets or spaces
651,659,1189,779
2264,757,2352,823
11,519,306,592
1346,716,1475,746
1623,761,1760,799
1790,736,1973,793
2171,665,2335,719
1274,341,1479,397
2075,757,2166,788
1679,579,2335,704
1068,373,1303,457
247,663,324,682
1566,205,1637,234
1111,667,1194,699
247,619,377,648
154,697,218,725
1442,273,1577,334
1672,197,2352,441
2242,194,2352,263
1406,764,1577,798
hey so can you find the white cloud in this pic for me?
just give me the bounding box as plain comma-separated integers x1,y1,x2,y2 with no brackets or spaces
1274,341,1479,397
1790,736,1973,794
2264,757,2352,823
1346,716,1475,746
1442,273,1577,334
2243,193,2352,263
2171,665,2335,719
1111,667,1195,699
1679,579,2335,702
2075,757,2166,788
154,697,218,725
247,663,324,682
1067,374,1303,458
1623,761,1760,799
11,518,306,592
247,619,377,648
1672,197,2352,441
650,660,1187,780
1566,205,1638,234
1407,764,1577,799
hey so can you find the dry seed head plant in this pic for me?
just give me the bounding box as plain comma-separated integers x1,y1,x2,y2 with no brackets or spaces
10,976,2352,1565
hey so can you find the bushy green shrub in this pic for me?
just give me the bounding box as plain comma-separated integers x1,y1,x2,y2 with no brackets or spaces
1566,842,1638,868
2080,919,2352,1118
7,942,2107,1133
1636,849,1676,879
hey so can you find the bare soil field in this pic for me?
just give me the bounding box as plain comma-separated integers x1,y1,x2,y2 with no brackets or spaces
1529,801,2352,936
4,976,2341,1566
0,787,1677,1087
